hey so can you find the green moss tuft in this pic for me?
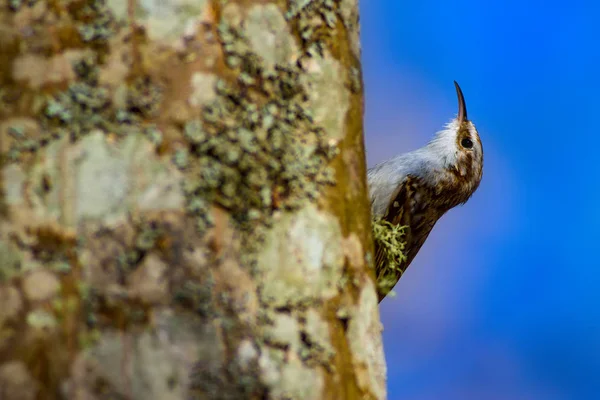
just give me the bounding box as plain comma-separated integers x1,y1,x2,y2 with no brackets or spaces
372,218,407,296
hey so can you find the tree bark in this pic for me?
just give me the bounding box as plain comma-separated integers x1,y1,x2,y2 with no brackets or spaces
0,0,385,399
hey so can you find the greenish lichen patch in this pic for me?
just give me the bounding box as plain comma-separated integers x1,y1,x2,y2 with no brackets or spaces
126,76,164,118
250,1,353,142
258,205,343,307
286,0,339,57
42,75,115,140
75,0,117,48
372,218,406,296
1,54,166,163
178,15,339,242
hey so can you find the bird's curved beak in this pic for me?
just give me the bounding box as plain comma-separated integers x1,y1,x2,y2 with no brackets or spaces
454,81,468,123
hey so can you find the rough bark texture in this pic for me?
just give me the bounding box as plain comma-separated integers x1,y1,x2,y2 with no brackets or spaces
0,0,385,399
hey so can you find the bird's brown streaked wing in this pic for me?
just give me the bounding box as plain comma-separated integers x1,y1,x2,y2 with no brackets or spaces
374,176,438,302
374,176,413,301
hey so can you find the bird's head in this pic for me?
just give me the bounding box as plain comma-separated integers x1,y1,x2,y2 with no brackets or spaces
426,81,484,204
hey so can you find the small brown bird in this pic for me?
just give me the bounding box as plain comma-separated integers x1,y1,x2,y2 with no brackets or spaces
368,82,483,301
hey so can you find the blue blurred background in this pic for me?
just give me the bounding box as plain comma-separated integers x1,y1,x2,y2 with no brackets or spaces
360,1,600,399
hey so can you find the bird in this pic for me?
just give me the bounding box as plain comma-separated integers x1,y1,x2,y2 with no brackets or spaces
367,81,483,302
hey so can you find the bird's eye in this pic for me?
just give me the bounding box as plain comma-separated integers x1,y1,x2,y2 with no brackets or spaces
461,137,473,149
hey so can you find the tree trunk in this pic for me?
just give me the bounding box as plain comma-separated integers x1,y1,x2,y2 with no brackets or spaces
0,1,385,399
